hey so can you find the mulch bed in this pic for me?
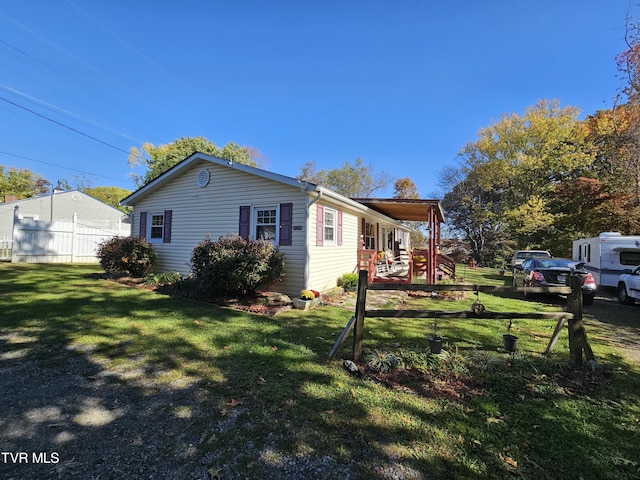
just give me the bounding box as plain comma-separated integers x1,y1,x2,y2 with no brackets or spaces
102,274,294,316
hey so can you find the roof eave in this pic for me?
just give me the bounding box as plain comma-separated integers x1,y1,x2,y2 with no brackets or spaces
121,152,319,206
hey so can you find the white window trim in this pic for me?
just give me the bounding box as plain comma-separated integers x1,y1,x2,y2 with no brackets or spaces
148,211,165,243
253,205,279,245
323,207,337,246
364,221,376,250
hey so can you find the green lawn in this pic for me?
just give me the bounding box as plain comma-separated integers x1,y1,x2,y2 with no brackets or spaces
1,263,639,479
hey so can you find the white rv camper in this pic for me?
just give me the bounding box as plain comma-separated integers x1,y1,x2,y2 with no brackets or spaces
572,232,640,288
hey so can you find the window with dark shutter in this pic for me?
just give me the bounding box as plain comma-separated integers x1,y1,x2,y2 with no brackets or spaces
279,203,293,246
239,205,250,240
163,210,172,243
316,204,324,246
139,211,147,240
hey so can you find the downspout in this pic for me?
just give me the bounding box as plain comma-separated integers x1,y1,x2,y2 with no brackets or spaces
304,190,323,290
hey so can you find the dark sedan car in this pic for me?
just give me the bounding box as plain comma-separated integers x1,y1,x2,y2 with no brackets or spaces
512,257,597,305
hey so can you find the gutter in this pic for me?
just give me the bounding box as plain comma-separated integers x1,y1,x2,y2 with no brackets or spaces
303,190,323,290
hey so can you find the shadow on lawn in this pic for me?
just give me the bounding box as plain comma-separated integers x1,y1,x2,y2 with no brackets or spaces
1,264,639,479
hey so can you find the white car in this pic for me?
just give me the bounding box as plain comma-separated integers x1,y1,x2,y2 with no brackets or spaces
617,266,640,305
511,250,552,271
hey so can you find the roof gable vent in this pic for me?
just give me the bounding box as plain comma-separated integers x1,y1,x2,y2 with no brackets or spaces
197,169,210,188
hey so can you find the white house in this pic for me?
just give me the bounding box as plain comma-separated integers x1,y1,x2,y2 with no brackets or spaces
0,190,131,263
0,190,129,239
120,153,421,296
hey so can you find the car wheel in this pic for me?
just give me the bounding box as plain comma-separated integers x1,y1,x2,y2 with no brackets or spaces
618,283,635,305
583,294,595,306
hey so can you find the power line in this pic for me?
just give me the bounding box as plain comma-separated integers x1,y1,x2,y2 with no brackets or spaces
64,0,182,86
0,37,171,143
0,150,132,185
0,83,145,144
0,95,130,154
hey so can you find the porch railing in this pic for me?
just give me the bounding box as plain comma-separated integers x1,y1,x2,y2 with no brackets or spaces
358,249,377,280
437,252,456,279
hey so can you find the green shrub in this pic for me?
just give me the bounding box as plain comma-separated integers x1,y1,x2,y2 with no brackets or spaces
337,273,359,292
190,236,285,296
143,271,183,286
97,236,158,277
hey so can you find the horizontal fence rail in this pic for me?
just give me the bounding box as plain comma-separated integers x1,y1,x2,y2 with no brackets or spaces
330,270,594,366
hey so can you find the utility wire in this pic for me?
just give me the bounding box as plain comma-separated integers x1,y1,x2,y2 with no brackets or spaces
0,38,171,142
0,95,130,154
0,83,145,144
0,150,131,185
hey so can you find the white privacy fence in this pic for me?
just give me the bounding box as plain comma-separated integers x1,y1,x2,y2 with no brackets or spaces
10,208,130,263
0,235,11,261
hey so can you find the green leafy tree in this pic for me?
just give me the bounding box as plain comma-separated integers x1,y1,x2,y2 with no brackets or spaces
444,99,595,261
129,136,260,187
0,166,50,201
84,186,133,214
297,158,393,197
440,164,509,265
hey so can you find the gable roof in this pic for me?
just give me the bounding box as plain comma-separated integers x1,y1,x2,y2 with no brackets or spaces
120,152,441,228
120,152,376,215
0,190,126,217
121,152,319,206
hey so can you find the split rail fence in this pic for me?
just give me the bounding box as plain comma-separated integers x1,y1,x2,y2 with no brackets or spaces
329,270,594,366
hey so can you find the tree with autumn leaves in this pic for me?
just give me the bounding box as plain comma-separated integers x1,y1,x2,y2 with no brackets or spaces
441,97,640,264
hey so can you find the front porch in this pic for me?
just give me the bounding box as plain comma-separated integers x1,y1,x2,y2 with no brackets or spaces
357,248,456,284
352,198,453,285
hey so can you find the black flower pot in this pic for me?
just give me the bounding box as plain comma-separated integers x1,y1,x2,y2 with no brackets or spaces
429,335,443,354
503,334,519,352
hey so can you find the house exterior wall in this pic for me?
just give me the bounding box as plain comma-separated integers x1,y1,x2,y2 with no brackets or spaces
129,159,309,296
124,154,418,296
0,191,127,239
307,199,360,292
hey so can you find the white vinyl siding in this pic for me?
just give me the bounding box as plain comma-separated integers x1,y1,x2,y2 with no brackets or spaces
129,160,307,296
307,202,359,292
0,191,126,239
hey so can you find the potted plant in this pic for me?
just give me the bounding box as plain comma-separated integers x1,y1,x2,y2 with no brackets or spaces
502,319,519,352
429,318,442,354
292,289,322,310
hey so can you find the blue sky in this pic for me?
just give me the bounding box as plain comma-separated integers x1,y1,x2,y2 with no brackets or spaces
0,1,635,199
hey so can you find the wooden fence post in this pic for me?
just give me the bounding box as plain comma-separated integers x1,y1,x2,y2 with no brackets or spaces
352,269,369,362
567,274,585,366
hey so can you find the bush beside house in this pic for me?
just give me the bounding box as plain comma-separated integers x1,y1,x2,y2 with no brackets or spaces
190,236,285,296
97,236,158,277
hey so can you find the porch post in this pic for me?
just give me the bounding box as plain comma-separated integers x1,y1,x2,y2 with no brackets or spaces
428,205,436,284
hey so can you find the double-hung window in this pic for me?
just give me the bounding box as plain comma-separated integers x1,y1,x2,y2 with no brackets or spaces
324,208,336,245
254,206,278,243
149,212,165,242
139,210,172,243
364,222,376,250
